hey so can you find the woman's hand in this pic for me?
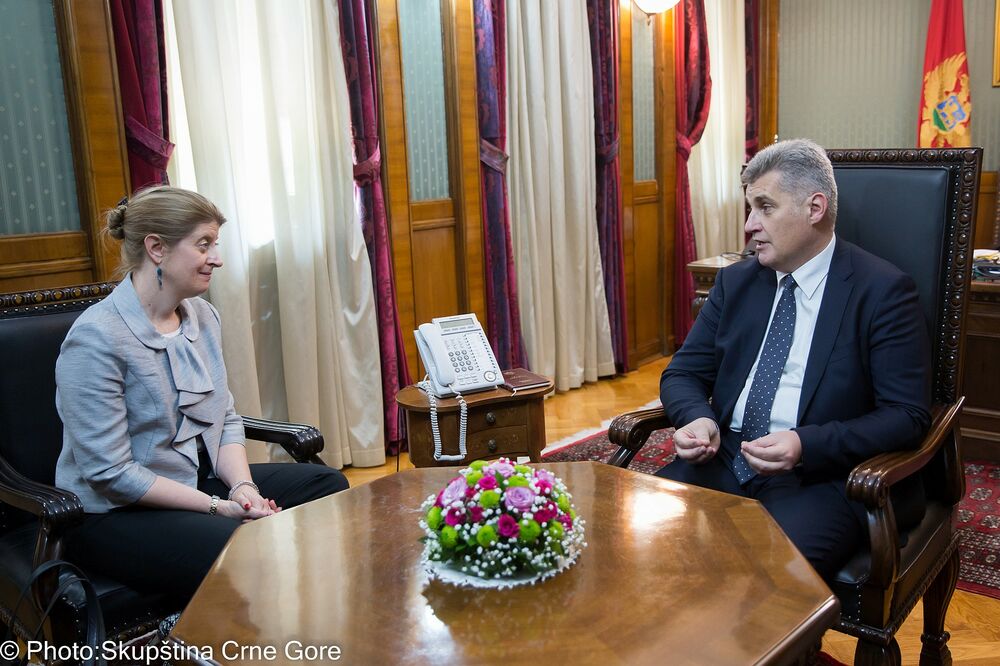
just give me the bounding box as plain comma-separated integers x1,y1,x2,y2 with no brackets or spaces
229,485,282,517
215,498,275,522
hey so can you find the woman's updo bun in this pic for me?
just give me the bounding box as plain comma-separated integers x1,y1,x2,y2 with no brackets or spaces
103,186,226,277
106,204,127,240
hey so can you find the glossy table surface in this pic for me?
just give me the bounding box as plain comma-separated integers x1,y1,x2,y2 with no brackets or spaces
169,462,838,665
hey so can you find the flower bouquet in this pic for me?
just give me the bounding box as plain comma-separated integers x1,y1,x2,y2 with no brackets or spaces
419,458,586,588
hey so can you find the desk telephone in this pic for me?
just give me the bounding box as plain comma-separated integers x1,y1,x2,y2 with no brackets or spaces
414,314,503,461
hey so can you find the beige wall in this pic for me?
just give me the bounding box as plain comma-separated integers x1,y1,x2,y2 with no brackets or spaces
778,0,999,171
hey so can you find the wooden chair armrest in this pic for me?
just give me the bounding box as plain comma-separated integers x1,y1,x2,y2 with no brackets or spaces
845,399,963,509
242,416,326,464
844,399,963,589
0,456,84,608
606,406,673,468
0,456,83,530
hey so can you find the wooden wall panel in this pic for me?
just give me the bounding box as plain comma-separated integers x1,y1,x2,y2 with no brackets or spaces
620,2,676,368
975,171,998,249
655,9,677,354
379,0,419,381
0,0,127,291
619,0,637,365
442,0,485,329
410,227,461,332
55,0,128,280
378,0,483,381
759,0,779,147
632,181,663,362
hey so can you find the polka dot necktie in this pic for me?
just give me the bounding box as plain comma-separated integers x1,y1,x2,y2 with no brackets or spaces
734,275,798,484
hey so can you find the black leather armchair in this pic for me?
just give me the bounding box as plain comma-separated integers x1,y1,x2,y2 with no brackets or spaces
0,282,327,651
608,148,982,665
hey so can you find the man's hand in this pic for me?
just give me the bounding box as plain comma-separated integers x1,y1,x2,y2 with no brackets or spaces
741,430,802,474
673,417,721,465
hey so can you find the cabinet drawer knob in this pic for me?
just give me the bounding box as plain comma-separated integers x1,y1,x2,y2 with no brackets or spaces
487,439,498,453
485,412,497,425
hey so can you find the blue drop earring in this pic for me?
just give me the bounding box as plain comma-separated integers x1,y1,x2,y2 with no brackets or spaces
156,266,163,290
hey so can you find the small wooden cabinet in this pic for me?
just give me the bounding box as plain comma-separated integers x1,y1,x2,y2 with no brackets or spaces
396,381,554,467
687,255,742,319
961,281,1000,462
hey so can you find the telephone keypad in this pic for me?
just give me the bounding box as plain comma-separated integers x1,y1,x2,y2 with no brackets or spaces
445,335,484,386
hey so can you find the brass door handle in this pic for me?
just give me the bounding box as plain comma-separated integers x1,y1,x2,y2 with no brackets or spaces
487,439,497,453
485,412,497,425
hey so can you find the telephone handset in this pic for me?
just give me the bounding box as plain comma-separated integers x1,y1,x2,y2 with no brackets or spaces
413,313,502,461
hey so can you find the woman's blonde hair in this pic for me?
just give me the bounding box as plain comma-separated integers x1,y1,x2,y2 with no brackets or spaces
105,185,226,276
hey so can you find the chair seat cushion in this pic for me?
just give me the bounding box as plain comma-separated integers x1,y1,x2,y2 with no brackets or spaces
831,501,954,622
0,524,178,642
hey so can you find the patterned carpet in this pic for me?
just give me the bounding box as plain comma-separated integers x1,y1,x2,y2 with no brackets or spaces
956,461,1000,599
543,430,1000,599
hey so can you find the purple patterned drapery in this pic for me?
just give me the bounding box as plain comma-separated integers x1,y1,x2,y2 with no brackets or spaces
744,0,760,161
473,0,527,370
587,0,628,373
338,0,412,454
674,0,712,344
109,0,173,191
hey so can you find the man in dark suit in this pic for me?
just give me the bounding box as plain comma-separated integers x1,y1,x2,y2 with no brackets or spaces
656,139,931,580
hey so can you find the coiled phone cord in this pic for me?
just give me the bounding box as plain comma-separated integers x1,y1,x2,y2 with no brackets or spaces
421,377,468,462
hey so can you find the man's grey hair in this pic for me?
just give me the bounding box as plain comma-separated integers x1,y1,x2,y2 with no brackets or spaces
741,138,838,224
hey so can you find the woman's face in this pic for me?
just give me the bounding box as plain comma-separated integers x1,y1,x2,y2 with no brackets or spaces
162,221,223,297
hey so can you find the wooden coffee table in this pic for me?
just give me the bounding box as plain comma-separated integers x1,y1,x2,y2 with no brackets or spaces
167,463,838,665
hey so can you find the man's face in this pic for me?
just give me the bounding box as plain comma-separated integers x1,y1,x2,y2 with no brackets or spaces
744,170,823,273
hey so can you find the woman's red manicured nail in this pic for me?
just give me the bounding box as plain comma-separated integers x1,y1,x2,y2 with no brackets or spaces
244,503,251,510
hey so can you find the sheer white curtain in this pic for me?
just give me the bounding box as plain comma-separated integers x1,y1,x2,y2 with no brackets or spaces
164,0,384,468
688,0,746,258
506,0,615,392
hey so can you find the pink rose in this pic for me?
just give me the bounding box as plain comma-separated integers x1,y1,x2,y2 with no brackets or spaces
498,513,520,538
504,486,536,512
533,502,557,524
535,479,553,495
477,475,498,490
558,514,573,531
469,506,484,523
445,507,466,526
534,469,556,485
465,486,476,499
486,461,516,478
441,477,467,506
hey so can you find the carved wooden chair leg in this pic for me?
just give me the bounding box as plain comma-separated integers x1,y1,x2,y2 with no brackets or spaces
919,548,959,666
854,635,901,666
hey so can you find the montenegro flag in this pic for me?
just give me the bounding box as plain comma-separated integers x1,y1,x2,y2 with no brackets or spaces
918,0,972,147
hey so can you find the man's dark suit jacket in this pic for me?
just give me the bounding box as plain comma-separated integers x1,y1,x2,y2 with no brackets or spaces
661,238,932,483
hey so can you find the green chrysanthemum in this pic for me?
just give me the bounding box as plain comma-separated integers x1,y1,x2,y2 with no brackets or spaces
556,493,571,513
514,464,532,475
518,519,542,543
476,525,498,547
547,521,565,541
465,471,483,487
427,506,443,530
441,525,459,548
469,460,488,471
479,490,501,508
507,476,529,488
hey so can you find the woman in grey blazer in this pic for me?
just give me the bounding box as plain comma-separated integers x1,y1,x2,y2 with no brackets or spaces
56,186,348,600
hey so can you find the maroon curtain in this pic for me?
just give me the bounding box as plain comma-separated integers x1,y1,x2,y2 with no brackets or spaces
473,0,527,370
109,0,173,191
744,0,761,161
587,0,628,373
338,0,412,455
674,0,712,344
